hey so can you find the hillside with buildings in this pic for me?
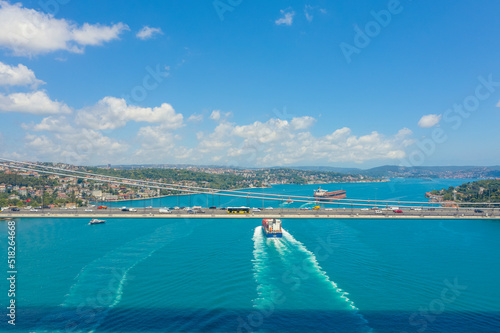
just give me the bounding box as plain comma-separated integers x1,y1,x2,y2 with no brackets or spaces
427,180,500,207
0,162,382,207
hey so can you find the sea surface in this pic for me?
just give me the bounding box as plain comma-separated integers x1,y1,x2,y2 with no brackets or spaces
1,178,500,332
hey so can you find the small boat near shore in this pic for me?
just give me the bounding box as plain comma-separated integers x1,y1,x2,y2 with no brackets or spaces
89,219,106,225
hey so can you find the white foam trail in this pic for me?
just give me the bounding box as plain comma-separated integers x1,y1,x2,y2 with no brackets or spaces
282,229,358,309
252,226,372,332
252,226,290,310
35,222,194,333
252,226,270,308
282,229,372,331
269,237,288,257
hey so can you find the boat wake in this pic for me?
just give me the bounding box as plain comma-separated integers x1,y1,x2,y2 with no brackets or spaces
34,221,194,333
252,226,372,332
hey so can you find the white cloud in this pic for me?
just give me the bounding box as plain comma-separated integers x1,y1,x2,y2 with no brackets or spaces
418,114,442,128
189,117,413,166
136,26,163,40
76,97,183,130
304,5,314,22
0,91,71,115
188,113,203,122
24,129,128,165
22,116,73,133
25,133,60,155
233,118,292,144
137,125,177,149
132,125,180,162
304,5,327,23
210,110,221,121
197,122,235,154
5,86,414,166
209,109,232,122
72,22,129,46
0,1,128,56
275,9,295,26
0,61,44,88
291,116,315,130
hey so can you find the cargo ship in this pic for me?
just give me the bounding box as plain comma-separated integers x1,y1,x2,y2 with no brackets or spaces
262,218,282,238
313,187,346,201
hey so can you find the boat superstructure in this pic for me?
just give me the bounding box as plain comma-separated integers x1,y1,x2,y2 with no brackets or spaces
313,187,346,201
262,218,282,238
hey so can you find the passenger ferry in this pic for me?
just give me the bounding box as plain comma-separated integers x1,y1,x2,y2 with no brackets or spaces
89,219,106,225
262,218,282,238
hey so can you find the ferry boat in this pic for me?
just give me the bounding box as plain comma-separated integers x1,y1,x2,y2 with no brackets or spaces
89,219,106,225
262,218,282,238
313,187,346,201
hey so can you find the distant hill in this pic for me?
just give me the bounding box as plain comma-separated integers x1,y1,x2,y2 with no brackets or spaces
97,163,500,179
291,165,500,179
289,166,363,174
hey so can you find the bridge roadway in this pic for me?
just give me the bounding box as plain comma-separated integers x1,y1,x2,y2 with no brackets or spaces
2,207,499,219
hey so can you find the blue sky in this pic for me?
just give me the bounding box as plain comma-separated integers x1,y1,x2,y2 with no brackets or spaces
0,0,499,168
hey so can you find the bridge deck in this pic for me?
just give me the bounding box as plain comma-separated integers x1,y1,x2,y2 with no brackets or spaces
2,208,499,219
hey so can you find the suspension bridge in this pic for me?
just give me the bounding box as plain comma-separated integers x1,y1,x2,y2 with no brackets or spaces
1,158,499,220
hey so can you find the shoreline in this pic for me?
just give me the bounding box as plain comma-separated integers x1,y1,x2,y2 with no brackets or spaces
96,180,390,203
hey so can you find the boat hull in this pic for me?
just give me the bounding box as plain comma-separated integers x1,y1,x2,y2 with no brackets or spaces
264,232,282,238
314,190,346,201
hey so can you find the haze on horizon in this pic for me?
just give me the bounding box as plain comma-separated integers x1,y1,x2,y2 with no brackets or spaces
0,0,499,168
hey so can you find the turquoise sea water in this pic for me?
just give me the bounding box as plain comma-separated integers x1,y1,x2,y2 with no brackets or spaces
1,179,500,332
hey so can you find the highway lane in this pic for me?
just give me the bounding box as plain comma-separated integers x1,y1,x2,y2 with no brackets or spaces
2,207,498,219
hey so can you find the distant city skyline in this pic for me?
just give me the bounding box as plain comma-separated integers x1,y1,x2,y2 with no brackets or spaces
0,0,499,168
